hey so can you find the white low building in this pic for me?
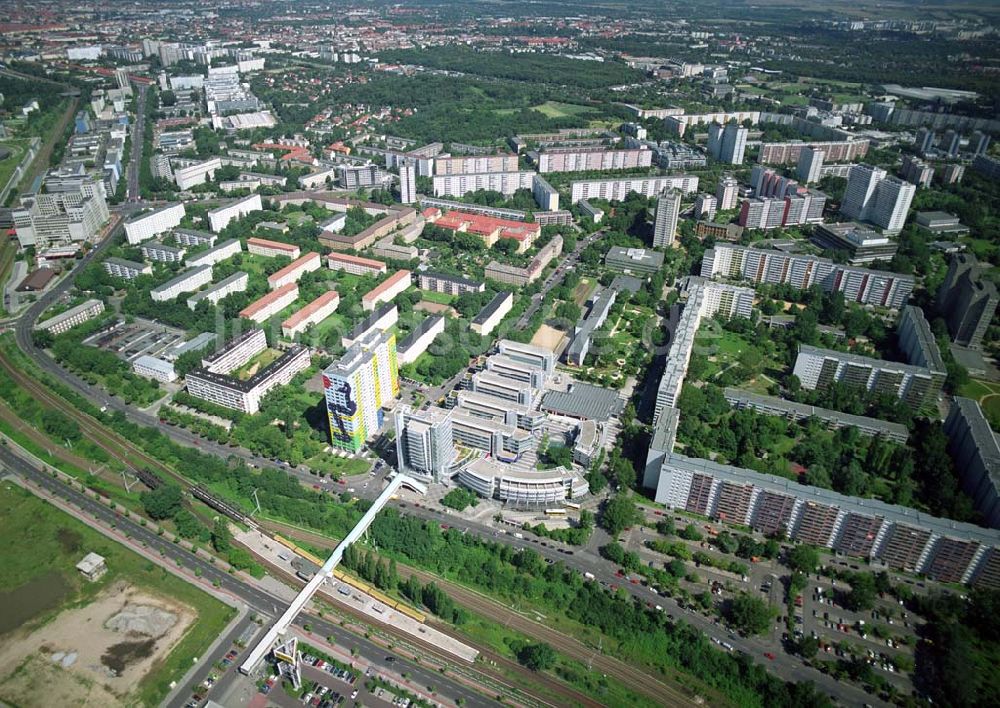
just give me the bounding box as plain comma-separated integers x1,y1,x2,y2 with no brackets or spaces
397,315,445,365
282,290,340,338
185,238,243,268
35,299,105,335
187,271,249,310
132,354,177,383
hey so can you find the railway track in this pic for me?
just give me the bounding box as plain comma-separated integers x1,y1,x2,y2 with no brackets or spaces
259,520,707,708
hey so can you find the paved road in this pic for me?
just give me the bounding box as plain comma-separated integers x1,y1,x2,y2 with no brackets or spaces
515,230,601,329
0,445,495,708
127,84,147,202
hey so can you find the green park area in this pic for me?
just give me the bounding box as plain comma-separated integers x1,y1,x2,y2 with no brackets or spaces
530,101,598,119
0,138,30,194
416,289,455,306
958,379,1000,430
693,319,782,395
0,484,234,707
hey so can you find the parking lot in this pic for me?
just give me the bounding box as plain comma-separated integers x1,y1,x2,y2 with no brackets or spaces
83,317,194,364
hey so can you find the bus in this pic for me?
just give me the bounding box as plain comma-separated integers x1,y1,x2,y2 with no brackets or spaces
545,508,568,517
564,502,581,511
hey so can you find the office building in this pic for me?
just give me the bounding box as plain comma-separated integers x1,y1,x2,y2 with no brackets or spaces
498,339,556,374
702,243,914,308
323,330,399,452
208,194,262,232
418,272,485,296
394,406,456,481
457,456,588,506
267,252,321,290
471,291,513,336
810,222,898,265
185,238,242,268
397,315,446,365
649,452,1000,587
694,194,717,220
187,271,249,310
186,330,310,415
103,257,151,280
362,270,412,311
901,155,935,188
450,411,535,459
247,237,300,259
797,147,825,184
569,175,699,204
124,203,184,245
282,290,340,338
399,160,416,205
716,176,739,211
12,184,110,250
792,344,943,409
944,398,1000,529
937,253,999,349
707,122,748,165
605,246,664,275
35,299,105,335
532,146,652,173
841,165,915,233
327,252,387,276
653,190,681,247
240,283,299,323
150,265,214,302
915,211,969,236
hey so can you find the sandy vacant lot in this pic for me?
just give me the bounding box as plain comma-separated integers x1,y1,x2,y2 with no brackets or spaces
531,324,566,352
0,582,194,708
414,300,457,317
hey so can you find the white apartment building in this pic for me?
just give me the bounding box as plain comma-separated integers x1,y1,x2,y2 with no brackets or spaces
399,161,417,205
362,270,412,311
150,265,214,302
141,241,186,263
132,355,177,383
393,406,456,481
267,252,321,290
471,291,513,336
342,303,399,348
716,176,739,210
531,175,559,211
187,344,311,414
397,315,445,365
185,238,243,268
653,189,681,247
174,157,222,190
435,155,519,175
103,257,151,280
173,228,217,248
841,164,915,233
247,237,300,259
569,175,699,204
124,202,185,245
694,193,717,220
281,290,340,338
240,283,299,323
12,184,110,249
433,171,535,198
35,299,105,335
186,271,249,310
327,252,387,276
533,147,652,174
208,194,262,232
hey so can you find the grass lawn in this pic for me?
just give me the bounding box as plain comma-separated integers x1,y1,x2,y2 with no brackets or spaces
958,379,1000,400
233,347,282,380
530,101,597,119
305,452,370,477
0,484,235,706
417,289,455,305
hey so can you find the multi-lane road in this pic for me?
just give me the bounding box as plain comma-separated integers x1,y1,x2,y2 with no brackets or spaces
0,442,498,708
127,84,147,202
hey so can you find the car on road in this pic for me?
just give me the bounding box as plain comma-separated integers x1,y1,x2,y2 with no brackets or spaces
764,652,776,660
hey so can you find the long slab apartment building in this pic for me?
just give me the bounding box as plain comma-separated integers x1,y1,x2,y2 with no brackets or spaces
185,329,311,414
648,451,1000,588
701,243,914,308
530,146,652,173
569,175,699,203
757,139,870,165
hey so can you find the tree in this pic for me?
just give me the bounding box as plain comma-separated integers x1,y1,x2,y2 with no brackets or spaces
517,642,555,672
680,524,703,541
141,484,183,520
41,409,82,443
843,572,877,611
787,545,820,574
728,594,774,636
211,518,231,553
601,494,640,536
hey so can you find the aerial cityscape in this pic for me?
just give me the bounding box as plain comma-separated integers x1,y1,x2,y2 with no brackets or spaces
0,1,998,707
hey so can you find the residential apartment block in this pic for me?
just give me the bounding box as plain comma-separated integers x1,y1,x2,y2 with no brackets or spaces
141,241,186,263
758,139,870,165
35,299,105,335
362,270,412,311
208,194,262,232
282,290,340,338
124,202,184,245
937,253,999,349
267,252,321,290
185,238,243,268
186,271,249,310
944,398,1000,529
841,164,915,233
432,171,535,198
240,282,299,323
327,252,388,276
531,146,652,173
247,237,300,259
418,271,485,296
434,155,518,175
103,257,151,280
471,291,513,336
569,175,699,204
397,315,446,365
150,265,213,302
485,235,562,286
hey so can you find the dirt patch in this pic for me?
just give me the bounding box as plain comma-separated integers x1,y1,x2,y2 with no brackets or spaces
530,324,566,352
0,582,195,707
56,527,84,555
414,300,457,317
